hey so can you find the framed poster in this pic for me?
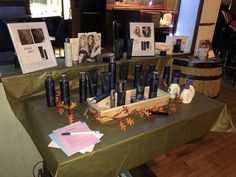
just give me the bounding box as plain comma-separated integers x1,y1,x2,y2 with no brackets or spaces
78,32,101,63
130,22,155,56
7,22,57,74
165,35,188,53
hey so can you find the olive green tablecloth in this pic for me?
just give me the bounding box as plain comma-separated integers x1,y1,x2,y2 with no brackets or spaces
1,56,233,177
25,94,229,177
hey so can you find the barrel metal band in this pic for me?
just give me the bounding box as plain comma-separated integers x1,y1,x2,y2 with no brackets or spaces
173,58,222,68
180,73,222,80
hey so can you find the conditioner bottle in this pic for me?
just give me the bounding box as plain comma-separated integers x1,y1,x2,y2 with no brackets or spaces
168,77,180,99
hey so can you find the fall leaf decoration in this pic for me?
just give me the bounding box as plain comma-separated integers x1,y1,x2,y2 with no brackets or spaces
54,90,78,124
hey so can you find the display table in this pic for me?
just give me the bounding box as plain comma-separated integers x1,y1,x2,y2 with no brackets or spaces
20,92,233,177
1,55,233,177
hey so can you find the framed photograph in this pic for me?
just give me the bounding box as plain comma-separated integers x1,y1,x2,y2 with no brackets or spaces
7,22,57,74
78,32,101,63
165,35,188,53
130,22,155,56
106,0,166,10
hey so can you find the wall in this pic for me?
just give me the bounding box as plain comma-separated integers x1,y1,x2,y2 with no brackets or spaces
0,83,42,177
194,0,221,54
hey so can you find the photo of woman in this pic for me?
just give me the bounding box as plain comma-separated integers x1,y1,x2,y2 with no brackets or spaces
17,29,34,45
87,34,94,57
134,26,141,38
78,32,102,63
78,34,89,63
90,34,101,62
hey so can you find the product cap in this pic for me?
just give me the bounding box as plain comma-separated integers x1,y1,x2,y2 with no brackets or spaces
187,79,193,85
80,71,87,80
61,74,67,80
109,55,115,63
184,84,190,89
173,77,178,84
135,63,143,72
149,64,156,73
117,80,126,92
45,73,52,79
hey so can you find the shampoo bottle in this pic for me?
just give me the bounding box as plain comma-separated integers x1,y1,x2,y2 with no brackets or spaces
44,73,56,107
187,80,195,98
79,72,87,102
180,83,192,104
109,56,116,89
60,74,70,106
168,77,180,99
64,38,73,67
117,80,126,106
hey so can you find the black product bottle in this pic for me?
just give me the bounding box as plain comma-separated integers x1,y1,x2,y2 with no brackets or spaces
136,72,145,101
119,62,129,80
109,56,116,89
59,74,70,105
117,80,127,106
44,73,56,107
87,70,98,97
133,63,142,88
149,71,159,98
79,72,87,102
162,66,170,85
101,72,112,94
145,64,156,86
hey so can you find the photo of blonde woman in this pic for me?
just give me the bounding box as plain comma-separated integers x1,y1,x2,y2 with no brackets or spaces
78,34,89,63
134,26,141,38
90,34,101,62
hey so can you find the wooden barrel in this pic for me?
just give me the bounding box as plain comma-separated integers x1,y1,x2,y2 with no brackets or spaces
173,57,222,97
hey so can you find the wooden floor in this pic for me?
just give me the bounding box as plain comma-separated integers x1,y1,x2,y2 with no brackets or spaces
131,79,236,177
148,131,236,177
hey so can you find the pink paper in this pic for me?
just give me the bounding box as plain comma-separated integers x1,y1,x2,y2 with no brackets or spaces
53,122,100,155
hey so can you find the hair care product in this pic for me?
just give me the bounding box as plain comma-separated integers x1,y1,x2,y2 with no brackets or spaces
162,65,170,85
87,70,98,97
168,77,180,99
109,56,116,89
149,71,159,98
180,83,192,104
101,72,112,94
126,38,134,59
119,63,129,80
117,80,126,106
110,89,116,108
133,63,143,88
145,64,156,86
64,38,73,67
44,73,56,107
136,72,146,101
79,72,87,102
60,74,70,105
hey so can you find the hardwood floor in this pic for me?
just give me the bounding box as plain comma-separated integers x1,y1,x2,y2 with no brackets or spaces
148,131,236,177
131,79,236,177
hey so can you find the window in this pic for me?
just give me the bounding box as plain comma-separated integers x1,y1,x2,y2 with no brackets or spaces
30,0,71,19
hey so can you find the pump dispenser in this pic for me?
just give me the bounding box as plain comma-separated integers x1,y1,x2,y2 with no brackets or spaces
180,83,192,104
168,77,180,99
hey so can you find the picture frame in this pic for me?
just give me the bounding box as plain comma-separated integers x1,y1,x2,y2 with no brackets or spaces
78,32,102,63
7,22,57,74
165,35,188,53
129,22,155,56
